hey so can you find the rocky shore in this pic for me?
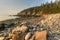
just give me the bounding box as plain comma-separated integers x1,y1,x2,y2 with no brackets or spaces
0,13,60,40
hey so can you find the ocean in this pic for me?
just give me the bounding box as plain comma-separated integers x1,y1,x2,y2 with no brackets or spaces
0,15,17,21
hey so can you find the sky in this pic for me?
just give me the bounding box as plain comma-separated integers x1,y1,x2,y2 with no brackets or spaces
0,0,55,21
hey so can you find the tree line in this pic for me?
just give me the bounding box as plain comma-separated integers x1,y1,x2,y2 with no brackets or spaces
18,1,60,16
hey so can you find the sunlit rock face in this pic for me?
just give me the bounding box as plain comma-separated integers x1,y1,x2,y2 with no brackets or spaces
39,13,60,34
34,30,47,40
11,13,60,40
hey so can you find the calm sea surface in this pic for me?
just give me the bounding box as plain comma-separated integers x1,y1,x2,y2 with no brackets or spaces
0,15,17,21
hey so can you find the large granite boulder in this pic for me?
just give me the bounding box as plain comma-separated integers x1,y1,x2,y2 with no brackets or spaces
12,24,28,33
0,37,4,40
29,30,47,40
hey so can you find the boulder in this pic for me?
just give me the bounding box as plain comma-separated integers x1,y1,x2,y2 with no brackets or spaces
25,32,32,40
12,24,28,33
9,33,18,40
35,30,47,40
20,25,28,32
29,30,47,40
0,37,4,40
